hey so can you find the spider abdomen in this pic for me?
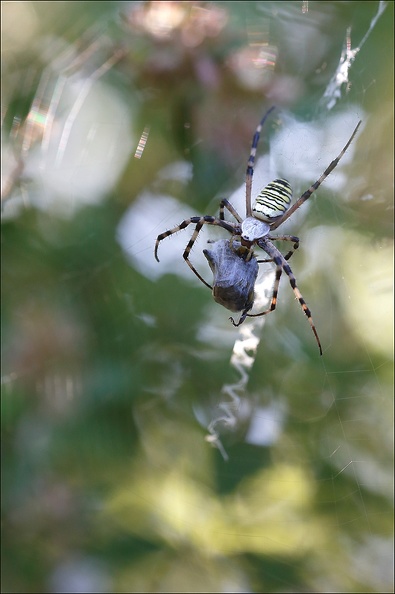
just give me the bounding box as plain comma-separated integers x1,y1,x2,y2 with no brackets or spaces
252,178,292,222
203,239,258,313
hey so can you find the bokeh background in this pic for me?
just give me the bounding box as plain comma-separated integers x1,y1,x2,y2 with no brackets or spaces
2,2,393,592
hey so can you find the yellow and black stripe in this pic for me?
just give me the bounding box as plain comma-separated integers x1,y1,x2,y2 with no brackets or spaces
252,178,292,223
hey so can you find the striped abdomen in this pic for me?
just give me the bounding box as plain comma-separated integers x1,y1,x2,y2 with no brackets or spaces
252,178,292,223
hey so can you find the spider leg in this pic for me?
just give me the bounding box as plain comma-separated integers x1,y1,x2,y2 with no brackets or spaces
219,199,243,223
155,216,235,261
229,306,252,327
256,235,299,263
155,216,236,288
182,219,213,289
270,120,361,230
226,235,255,263
155,217,195,262
267,234,300,261
250,239,322,355
230,254,283,327
245,106,276,217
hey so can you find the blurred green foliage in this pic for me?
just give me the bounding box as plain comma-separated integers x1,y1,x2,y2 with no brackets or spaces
2,1,393,592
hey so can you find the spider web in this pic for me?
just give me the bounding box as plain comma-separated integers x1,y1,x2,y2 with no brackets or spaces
2,2,393,593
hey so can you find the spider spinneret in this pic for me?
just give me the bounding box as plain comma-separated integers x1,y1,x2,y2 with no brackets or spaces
154,107,361,355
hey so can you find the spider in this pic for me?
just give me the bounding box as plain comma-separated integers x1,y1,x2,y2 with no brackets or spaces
155,107,361,355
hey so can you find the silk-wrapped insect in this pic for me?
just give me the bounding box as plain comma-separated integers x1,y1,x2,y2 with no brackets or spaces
203,239,258,326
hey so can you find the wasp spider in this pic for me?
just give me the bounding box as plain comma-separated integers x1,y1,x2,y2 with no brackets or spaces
155,107,361,355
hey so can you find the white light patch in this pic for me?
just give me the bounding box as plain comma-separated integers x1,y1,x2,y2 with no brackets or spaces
20,78,134,216
245,402,286,446
117,161,215,284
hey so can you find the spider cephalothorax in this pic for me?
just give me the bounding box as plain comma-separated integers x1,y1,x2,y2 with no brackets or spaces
155,107,361,355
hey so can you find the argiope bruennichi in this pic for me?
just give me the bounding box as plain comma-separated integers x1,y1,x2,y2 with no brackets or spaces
155,107,361,355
